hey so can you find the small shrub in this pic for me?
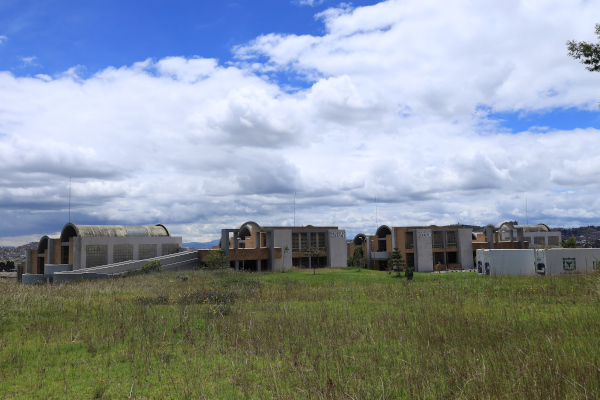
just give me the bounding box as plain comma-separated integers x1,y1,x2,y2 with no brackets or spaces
198,249,229,270
124,260,162,277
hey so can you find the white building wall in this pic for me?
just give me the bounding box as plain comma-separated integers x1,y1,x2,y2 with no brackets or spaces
272,229,293,271
536,248,600,275
415,229,433,272
76,236,182,270
457,228,474,269
327,230,347,267
481,249,536,276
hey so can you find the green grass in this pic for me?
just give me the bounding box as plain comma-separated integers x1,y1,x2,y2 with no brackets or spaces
0,268,599,399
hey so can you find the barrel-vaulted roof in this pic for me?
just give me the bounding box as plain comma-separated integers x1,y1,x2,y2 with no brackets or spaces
60,223,170,239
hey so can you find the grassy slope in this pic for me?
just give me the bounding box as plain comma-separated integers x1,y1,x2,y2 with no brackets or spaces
0,268,599,399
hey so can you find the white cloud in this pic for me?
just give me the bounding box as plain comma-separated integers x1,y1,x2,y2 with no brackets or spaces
19,55,39,67
295,0,324,6
0,35,7,45
2,0,600,244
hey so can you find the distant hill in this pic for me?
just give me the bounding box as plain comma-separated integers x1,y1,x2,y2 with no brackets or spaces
183,240,220,249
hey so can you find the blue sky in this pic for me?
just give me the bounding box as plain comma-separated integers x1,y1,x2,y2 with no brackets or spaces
1,0,600,245
0,0,379,77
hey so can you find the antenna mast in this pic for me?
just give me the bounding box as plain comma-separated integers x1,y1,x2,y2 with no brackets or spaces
294,192,296,227
69,177,71,222
375,195,378,229
526,197,528,225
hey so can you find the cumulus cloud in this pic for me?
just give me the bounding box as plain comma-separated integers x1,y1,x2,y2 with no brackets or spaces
1,0,600,244
0,35,7,45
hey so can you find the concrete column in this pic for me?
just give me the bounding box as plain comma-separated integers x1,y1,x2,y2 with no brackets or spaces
485,226,495,249
257,259,261,272
267,230,274,271
235,261,239,270
25,250,32,274
366,239,371,269
255,231,260,249
221,230,230,257
516,228,525,249
307,232,312,269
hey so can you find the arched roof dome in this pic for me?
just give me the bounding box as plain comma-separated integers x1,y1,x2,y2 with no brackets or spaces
496,222,515,232
237,221,262,238
60,223,170,240
495,222,550,233
376,225,392,237
38,235,58,252
353,233,367,245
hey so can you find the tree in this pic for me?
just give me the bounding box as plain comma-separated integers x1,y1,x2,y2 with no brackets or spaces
390,247,406,277
561,235,578,248
303,246,324,275
200,249,230,270
352,247,366,270
567,24,600,72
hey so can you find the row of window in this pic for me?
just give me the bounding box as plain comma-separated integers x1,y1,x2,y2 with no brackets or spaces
291,232,327,253
85,243,179,268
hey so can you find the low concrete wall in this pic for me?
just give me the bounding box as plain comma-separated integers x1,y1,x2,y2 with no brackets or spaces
53,251,199,284
22,274,48,285
537,248,600,275
44,264,72,277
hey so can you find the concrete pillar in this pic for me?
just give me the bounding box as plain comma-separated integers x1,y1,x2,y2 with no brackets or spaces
366,238,371,269
257,260,261,272
235,261,239,270
267,230,274,271
307,232,312,269
485,226,495,250
221,230,230,257
25,250,32,274
516,228,525,249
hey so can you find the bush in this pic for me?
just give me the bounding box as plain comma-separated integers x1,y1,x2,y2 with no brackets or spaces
199,249,229,270
124,260,162,277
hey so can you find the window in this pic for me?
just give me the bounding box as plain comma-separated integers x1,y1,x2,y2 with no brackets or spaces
534,236,546,247
162,244,179,256
113,244,133,263
86,245,108,268
300,233,308,250
433,231,444,248
139,244,157,260
405,232,414,249
445,231,456,247
292,233,300,252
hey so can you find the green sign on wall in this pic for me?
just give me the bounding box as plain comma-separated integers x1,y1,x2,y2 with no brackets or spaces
562,258,576,271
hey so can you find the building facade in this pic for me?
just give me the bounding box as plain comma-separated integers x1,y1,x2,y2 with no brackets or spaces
219,221,347,271
25,223,183,274
349,225,474,272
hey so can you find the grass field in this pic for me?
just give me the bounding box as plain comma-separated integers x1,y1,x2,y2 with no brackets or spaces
1,268,599,399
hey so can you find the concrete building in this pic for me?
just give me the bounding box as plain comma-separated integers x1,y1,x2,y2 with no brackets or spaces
496,222,561,248
471,222,561,252
349,225,474,272
24,222,183,275
220,221,347,271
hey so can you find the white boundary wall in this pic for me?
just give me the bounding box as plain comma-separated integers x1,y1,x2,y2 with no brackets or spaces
477,248,600,276
485,249,536,276
535,248,600,275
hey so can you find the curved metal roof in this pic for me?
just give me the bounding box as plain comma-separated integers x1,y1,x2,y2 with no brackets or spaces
237,221,262,238
496,222,550,233
60,223,171,238
376,225,392,237
38,235,58,252
353,233,367,245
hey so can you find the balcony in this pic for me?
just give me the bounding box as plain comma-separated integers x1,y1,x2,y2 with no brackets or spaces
371,251,390,260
